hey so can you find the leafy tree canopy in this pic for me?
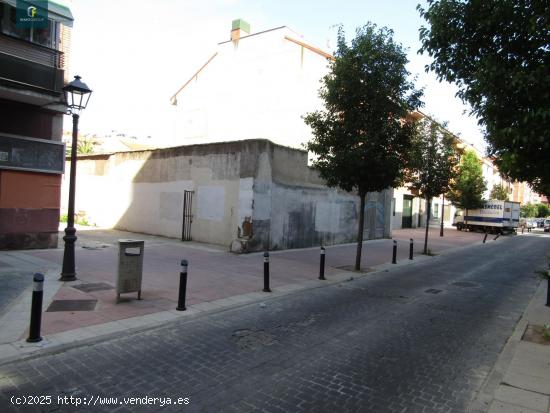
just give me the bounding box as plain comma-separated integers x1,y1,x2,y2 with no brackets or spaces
520,203,538,218
407,118,458,200
489,184,510,201
447,150,487,210
304,23,423,196
418,0,550,196
536,203,550,218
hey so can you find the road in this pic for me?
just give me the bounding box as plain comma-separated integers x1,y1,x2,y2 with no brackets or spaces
1,234,549,412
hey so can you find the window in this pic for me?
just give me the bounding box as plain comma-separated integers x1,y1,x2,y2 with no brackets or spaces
0,3,57,48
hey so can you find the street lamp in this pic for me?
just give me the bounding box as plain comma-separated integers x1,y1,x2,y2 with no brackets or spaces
60,75,92,282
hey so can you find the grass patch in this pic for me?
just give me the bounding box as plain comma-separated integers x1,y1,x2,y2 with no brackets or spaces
59,214,91,226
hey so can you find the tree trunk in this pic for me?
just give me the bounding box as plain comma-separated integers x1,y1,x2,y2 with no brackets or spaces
355,192,366,271
424,197,431,255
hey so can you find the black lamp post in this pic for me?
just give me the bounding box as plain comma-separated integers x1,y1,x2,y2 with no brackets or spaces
60,75,92,282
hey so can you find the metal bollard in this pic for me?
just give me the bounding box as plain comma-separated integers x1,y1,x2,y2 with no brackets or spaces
263,252,271,292
483,233,488,243
319,247,326,280
409,239,414,260
546,265,550,307
27,273,44,343
176,260,188,311
392,240,397,264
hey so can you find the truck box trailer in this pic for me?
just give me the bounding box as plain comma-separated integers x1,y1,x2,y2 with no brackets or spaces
452,200,520,234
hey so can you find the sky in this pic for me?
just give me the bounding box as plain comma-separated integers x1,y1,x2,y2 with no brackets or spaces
67,0,487,152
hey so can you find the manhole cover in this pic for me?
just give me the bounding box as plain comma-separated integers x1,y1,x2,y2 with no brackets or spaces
82,244,110,250
46,299,97,312
71,283,114,293
425,288,442,294
452,281,479,288
232,329,277,350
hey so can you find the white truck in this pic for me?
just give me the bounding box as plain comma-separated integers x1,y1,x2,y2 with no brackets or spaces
453,200,520,234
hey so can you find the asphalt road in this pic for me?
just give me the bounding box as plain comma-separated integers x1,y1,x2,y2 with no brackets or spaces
1,234,549,413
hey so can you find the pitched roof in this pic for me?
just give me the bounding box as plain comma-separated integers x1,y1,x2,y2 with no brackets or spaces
170,25,333,104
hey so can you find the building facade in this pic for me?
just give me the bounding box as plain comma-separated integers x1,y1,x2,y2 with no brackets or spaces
170,19,332,150
63,140,392,252
0,0,73,249
390,112,513,231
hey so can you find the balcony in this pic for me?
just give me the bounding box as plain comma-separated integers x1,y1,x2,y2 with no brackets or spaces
0,33,64,95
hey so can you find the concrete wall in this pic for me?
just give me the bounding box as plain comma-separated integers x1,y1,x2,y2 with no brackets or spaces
65,139,392,251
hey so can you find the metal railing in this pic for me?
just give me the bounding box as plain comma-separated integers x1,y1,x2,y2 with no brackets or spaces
0,34,64,93
0,33,64,68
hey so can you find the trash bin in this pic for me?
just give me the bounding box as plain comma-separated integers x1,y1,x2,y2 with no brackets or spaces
116,239,144,302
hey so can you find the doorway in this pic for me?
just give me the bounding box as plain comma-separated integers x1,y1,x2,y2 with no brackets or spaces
402,195,413,228
181,190,194,241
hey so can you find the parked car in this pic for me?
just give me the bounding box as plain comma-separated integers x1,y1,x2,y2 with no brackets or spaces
544,219,550,232
536,218,545,228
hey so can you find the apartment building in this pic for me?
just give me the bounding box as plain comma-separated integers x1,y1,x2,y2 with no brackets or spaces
0,0,73,249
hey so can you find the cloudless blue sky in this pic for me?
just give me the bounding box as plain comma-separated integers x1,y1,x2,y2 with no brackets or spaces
68,0,485,150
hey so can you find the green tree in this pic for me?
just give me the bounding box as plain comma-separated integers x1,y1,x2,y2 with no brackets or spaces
447,150,487,224
304,24,422,270
77,137,96,155
490,184,510,201
520,203,538,218
407,119,458,254
65,136,96,156
537,203,550,218
418,1,550,196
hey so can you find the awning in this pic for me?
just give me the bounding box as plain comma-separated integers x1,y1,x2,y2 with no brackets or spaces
3,0,74,27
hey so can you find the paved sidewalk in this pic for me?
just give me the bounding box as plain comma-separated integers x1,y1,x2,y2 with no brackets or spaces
0,226,507,364
469,235,550,413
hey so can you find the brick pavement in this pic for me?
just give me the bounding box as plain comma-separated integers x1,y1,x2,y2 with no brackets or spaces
0,226,487,339
0,233,547,412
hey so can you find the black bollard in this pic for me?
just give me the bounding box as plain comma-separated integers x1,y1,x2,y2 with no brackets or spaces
176,260,188,311
27,273,44,343
319,247,326,280
493,234,500,241
392,240,397,264
483,233,488,243
263,252,271,292
409,239,414,260
547,265,550,307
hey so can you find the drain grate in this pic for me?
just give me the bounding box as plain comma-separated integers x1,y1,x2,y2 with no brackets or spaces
46,299,97,312
452,281,479,288
425,288,442,294
71,283,114,293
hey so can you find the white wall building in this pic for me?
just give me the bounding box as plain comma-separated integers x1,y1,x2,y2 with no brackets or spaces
170,19,332,149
